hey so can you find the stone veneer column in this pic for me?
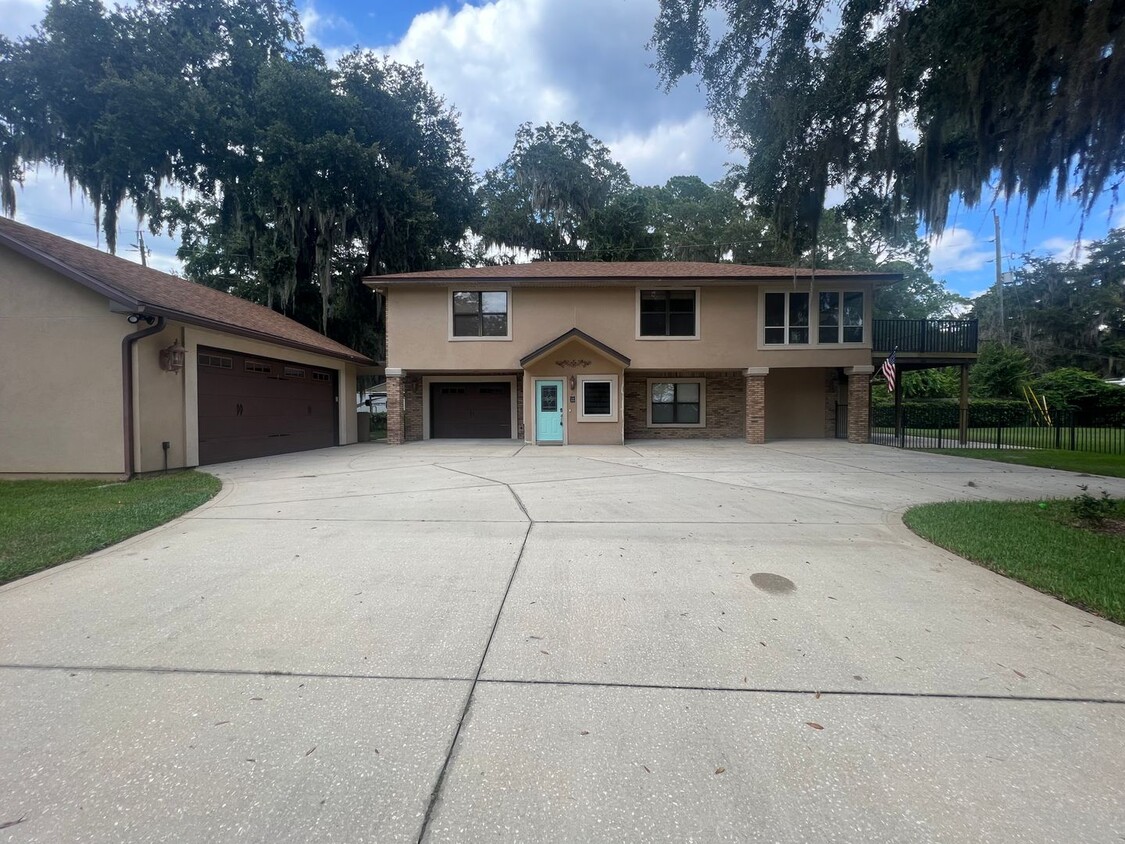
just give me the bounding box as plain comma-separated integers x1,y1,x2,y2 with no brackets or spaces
845,365,874,444
385,368,405,445
744,367,768,444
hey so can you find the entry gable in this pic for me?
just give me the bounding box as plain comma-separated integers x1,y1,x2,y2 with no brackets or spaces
519,328,631,369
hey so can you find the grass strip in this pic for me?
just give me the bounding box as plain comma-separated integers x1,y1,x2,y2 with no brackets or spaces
903,498,1125,624
0,471,220,585
924,448,1125,478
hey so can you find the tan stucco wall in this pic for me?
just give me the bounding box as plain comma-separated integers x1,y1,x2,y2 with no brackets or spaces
522,338,624,444
765,368,830,439
0,241,361,476
0,246,127,475
386,283,873,373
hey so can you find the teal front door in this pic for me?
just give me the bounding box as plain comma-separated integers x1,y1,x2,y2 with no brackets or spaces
535,380,564,443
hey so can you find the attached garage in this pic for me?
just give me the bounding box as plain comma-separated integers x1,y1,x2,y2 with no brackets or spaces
197,347,338,464
430,381,512,438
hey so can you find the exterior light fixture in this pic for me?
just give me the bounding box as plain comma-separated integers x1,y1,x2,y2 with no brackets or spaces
159,340,188,372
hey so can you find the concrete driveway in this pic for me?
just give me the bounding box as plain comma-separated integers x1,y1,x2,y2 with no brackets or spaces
2,441,1124,842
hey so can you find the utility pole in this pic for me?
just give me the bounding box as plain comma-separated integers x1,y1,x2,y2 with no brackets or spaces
993,210,1005,345
130,228,149,267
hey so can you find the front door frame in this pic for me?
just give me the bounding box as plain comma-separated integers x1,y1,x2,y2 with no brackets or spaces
534,378,566,444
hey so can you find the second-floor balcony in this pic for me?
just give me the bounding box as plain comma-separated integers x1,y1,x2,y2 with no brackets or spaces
872,319,979,357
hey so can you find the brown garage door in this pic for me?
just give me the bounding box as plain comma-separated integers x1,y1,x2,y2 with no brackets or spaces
197,347,337,464
430,382,512,438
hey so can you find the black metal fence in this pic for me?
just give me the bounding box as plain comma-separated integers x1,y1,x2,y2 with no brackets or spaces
872,319,978,354
871,404,1125,455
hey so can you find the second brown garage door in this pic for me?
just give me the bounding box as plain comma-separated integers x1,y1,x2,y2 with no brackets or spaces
198,347,337,464
430,382,512,438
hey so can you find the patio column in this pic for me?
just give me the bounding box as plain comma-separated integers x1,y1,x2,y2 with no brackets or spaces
959,363,970,445
845,365,874,444
386,368,405,445
744,367,768,444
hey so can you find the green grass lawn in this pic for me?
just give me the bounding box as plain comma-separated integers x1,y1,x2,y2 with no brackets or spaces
0,471,220,585
924,448,1125,478
904,499,1125,624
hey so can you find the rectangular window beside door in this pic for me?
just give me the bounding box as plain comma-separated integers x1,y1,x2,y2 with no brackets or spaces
577,376,618,422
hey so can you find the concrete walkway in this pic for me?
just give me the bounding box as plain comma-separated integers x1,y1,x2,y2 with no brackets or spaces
2,441,1123,842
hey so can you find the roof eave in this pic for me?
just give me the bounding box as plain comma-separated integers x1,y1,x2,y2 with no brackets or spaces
141,304,373,365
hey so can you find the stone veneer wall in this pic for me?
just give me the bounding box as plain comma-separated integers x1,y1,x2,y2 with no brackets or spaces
624,371,746,440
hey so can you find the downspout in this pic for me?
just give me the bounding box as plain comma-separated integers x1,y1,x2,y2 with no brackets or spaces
121,315,166,479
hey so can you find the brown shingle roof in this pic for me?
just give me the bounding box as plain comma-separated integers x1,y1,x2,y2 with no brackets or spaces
0,216,370,364
368,261,900,285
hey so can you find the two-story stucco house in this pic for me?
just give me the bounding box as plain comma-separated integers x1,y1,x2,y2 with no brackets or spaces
367,262,899,446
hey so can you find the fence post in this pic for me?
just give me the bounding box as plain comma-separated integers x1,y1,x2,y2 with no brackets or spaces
1070,418,1077,451
937,426,942,450
996,423,1002,449
1055,424,1061,449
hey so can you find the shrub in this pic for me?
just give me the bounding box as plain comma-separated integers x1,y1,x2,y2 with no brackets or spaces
1069,486,1116,525
1033,368,1125,416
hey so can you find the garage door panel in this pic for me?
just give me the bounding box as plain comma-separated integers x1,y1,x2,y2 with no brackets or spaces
431,382,512,439
197,347,337,464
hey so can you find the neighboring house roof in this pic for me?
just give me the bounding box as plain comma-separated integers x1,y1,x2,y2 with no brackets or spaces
520,328,632,368
0,217,370,364
367,261,901,286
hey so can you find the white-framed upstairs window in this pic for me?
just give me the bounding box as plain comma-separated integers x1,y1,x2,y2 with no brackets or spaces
817,291,865,343
762,289,866,346
450,289,511,340
577,375,619,422
763,291,810,345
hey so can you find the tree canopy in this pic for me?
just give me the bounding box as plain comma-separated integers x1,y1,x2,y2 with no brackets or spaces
652,0,1125,252
971,227,1125,377
1,0,476,359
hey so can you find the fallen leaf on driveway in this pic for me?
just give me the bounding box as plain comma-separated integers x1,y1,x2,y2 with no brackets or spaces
815,691,821,700
1012,669,1026,679
0,818,26,831
714,767,725,775
643,765,651,773
305,746,317,757
806,722,824,730
540,650,550,655
214,721,230,726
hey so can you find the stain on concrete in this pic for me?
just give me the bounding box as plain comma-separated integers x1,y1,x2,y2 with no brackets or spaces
750,573,796,594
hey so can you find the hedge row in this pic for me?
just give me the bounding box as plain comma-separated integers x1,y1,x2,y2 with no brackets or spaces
871,399,1032,428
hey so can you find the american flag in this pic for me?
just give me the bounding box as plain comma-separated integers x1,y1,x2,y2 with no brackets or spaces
881,349,897,393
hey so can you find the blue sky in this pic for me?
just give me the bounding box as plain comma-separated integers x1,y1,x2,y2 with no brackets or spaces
2,0,1122,297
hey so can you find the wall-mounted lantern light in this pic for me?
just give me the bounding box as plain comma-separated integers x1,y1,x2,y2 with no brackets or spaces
569,374,577,390
159,341,188,372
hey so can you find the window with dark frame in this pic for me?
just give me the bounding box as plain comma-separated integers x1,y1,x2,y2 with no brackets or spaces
651,381,701,425
582,381,612,416
639,290,697,336
452,291,508,337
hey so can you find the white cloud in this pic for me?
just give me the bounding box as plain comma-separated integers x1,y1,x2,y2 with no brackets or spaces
1039,235,1091,265
928,227,994,274
1112,204,1125,230
0,0,45,38
365,0,732,183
